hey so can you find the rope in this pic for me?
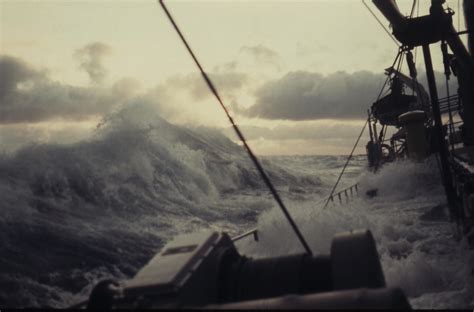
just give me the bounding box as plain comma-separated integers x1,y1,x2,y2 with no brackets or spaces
458,0,461,31
158,0,313,255
409,0,417,17
446,77,455,153
362,0,400,47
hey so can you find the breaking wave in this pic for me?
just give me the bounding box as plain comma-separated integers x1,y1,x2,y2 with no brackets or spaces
0,102,322,308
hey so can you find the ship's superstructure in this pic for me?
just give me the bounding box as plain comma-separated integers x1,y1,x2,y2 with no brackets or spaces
366,0,474,241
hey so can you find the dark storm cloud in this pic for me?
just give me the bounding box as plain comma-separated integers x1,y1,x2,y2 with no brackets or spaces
74,42,112,84
0,55,135,124
245,68,459,121
0,55,44,100
245,70,384,120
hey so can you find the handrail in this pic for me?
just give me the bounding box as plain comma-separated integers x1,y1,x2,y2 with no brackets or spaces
326,183,359,204
232,228,259,242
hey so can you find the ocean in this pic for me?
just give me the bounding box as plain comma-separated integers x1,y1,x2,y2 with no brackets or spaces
0,104,473,309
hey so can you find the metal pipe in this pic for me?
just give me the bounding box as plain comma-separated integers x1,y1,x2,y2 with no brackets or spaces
232,229,259,242
372,0,408,31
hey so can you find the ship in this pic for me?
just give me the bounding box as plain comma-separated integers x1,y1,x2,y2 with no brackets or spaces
70,0,473,309
365,0,474,243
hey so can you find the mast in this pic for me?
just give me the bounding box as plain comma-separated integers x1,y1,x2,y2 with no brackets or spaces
464,0,474,58
422,44,458,216
371,0,474,217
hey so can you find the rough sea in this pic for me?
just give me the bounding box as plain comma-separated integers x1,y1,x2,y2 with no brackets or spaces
1,103,473,309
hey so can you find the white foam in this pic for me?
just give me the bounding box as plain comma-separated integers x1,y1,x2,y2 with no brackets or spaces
237,156,474,308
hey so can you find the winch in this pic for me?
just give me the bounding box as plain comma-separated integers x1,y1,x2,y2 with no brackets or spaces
85,230,410,309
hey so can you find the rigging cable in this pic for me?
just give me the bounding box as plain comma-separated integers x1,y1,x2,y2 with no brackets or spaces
323,49,403,209
409,0,417,18
322,119,369,209
413,0,420,65
158,0,313,255
458,0,461,31
362,0,400,47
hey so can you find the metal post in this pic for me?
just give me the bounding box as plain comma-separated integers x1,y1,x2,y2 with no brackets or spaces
253,230,259,242
422,44,458,220
368,110,374,143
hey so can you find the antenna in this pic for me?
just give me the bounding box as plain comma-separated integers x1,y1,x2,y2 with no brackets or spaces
158,0,313,256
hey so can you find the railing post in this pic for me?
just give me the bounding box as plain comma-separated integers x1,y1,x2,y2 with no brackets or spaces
253,230,259,241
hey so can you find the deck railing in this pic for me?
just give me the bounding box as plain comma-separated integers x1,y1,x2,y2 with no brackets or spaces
326,183,359,204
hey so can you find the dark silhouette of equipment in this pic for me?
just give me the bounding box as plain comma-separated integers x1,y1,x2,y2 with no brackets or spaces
84,231,410,309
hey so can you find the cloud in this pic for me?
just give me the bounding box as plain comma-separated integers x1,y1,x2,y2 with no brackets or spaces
240,44,280,66
163,71,249,101
244,67,461,121
0,55,44,100
223,121,364,141
245,70,384,120
74,42,112,84
221,121,368,155
0,55,137,124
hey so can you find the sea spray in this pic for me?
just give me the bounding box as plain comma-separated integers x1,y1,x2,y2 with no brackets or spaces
237,156,474,309
0,102,320,308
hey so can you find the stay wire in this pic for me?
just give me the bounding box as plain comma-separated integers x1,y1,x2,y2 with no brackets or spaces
322,119,369,209
158,0,313,255
458,0,461,31
362,0,400,47
322,50,403,209
414,0,420,64
410,0,417,18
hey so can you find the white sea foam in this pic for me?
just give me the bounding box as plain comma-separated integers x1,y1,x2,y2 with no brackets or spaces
237,157,474,309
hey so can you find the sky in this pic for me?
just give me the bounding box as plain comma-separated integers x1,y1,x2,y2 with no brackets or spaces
0,0,468,155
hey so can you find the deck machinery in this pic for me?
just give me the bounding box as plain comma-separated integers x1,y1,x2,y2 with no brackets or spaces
366,0,474,242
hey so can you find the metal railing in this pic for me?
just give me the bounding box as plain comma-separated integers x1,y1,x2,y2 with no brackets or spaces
439,94,460,114
232,228,259,242
326,183,359,204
